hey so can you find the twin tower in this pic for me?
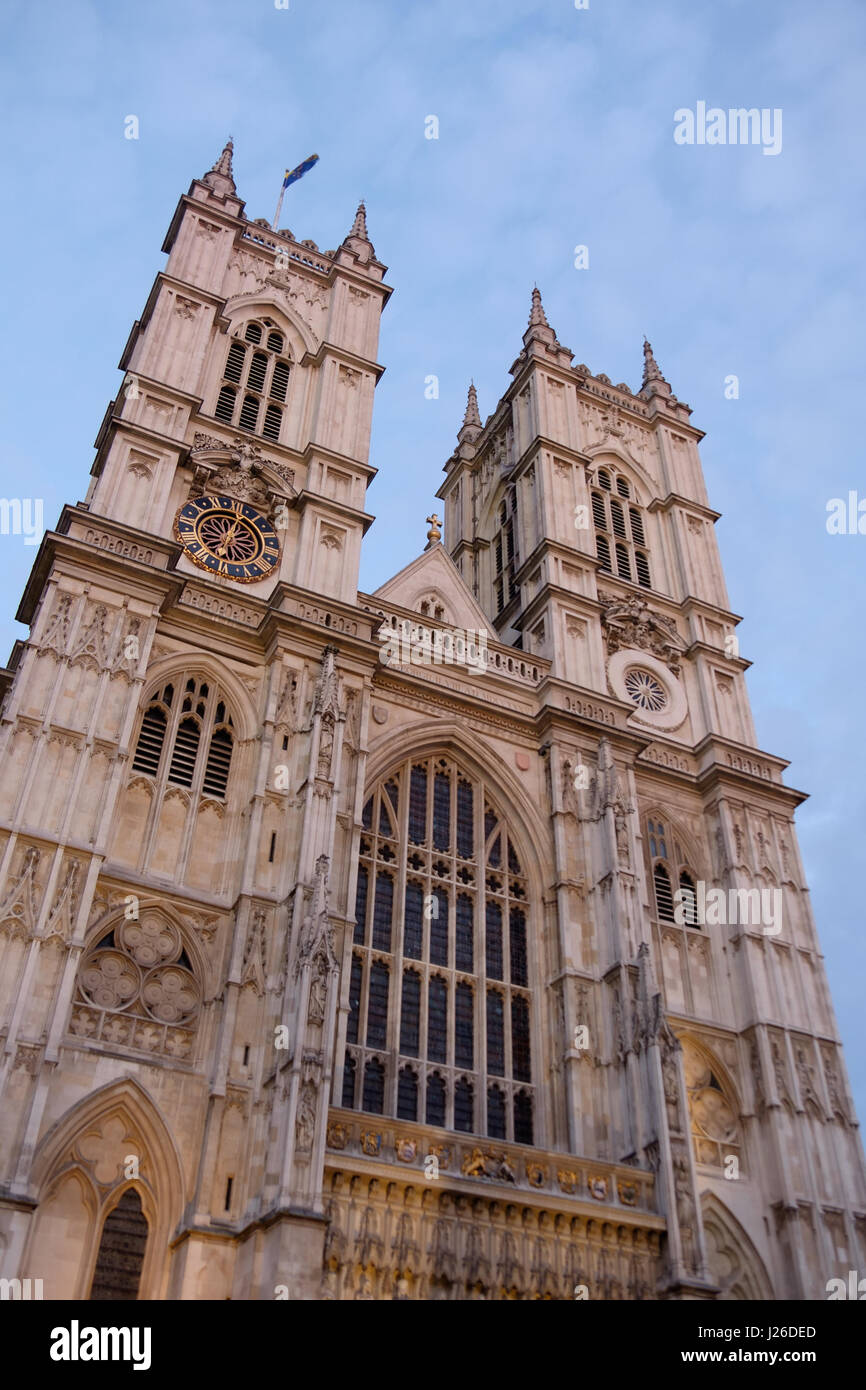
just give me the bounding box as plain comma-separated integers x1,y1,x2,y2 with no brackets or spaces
0,141,862,1301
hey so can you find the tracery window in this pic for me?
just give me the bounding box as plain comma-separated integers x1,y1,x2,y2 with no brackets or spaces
69,910,201,1060
131,677,235,802
647,816,698,927
213,318,291,442
343,755,534,1143
591,467,651,589
683,1040,741,1172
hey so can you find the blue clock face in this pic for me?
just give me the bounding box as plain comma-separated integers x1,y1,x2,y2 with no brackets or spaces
173,494,281,583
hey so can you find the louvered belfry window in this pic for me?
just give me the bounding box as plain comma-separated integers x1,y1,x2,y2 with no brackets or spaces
131,677,235,802
591,467,652,589
647,817,701,929
212,319,291,442
342,755,534,1143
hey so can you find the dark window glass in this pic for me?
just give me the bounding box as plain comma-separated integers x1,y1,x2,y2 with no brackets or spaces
404,881,424,959
509,908,527,986
486,902,503,981
454,1078,474,1133
88,1189,148,1301
426,1072,446,1126
512,995,531,1081
400,970,420,1056
456,894,474,973
616,542,631,582
430,888,448,966
346,955,362,1044
341,1053,356,1108
597,533,612,572
487,1085,506,1139
366,962,389,1048
592,492,607,530
598,469,612,491
455,982,474,1069
616,475,631,498
629,508,645,545
456,780,473,858
353,866,368,945
409,765,427,842
433,772,450,850
486,990,505,1075
362,796,373,830
397,1067,418,1121
428,977,447,1063
362,1058,384,1114
372,872,393,952
610,497,627,539
635,551,651,588
514,1091,533,1144
244,322,263,344
267,330,283,353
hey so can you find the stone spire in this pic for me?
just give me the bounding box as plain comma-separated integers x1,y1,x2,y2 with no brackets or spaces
341,200,375,259
640,337,672,401
203,136,237,196
453,380,481,447
463,381,482,430
518,286,572,367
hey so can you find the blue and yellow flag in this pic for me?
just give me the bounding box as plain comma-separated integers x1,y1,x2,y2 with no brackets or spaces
282,154,319,190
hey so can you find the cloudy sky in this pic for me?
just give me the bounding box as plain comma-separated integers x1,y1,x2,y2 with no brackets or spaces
1,0,864,1121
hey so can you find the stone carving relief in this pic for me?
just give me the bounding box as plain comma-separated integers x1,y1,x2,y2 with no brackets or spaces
599,592,686,676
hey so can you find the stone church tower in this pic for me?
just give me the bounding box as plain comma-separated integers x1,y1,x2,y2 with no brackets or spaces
0,142,862,1301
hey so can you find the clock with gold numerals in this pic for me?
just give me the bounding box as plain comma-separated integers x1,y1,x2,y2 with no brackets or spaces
173,495,281,583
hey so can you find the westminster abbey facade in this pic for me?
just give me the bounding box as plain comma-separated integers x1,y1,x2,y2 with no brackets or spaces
0,142,863,1300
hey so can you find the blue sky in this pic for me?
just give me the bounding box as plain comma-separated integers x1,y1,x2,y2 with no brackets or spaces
1,0,864,1124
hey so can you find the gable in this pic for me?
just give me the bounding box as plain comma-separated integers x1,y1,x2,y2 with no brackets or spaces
372,543,496,638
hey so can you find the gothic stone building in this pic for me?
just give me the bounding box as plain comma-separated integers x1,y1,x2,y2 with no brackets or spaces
0,141,863,1301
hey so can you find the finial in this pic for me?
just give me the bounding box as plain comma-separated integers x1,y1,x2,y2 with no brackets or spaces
463,381,482,429
528,286,550,329
426,512,442,545
349,200,369,239
640,336,672,400
204,136,236,194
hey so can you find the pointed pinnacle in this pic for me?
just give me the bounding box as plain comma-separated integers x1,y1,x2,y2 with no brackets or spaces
641,336,664,387
528,286,550,329
349,199,369,240
463,381,482,429
211,136,234,179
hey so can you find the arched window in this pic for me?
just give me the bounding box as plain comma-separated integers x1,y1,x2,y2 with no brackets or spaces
591,465,651,589
342,755,534,1143
89,1189,149,1300
131,677,235,802
492,486,519,616
683,1040,742,1172
212,318,292,442
646,816,701,929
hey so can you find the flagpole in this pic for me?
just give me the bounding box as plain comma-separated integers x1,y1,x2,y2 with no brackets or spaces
272,172,289,232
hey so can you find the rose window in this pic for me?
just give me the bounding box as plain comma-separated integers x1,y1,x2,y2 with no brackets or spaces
70,911,200,1059
624,668,667,712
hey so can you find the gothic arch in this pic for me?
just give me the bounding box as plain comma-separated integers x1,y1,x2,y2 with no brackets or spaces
81,896,211,995
223,293,317,358
363,719,551,902
700,1192,774,1299
642,805,706,881
137,652,257,742
679,1035,744,1174
584,443,656,504
25,1077,185,1299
